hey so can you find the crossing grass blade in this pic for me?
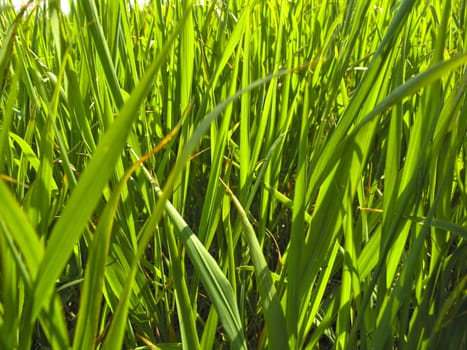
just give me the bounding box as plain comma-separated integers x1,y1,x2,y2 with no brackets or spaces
0,180,43,277
1,0,466,348
154,180,243,349
31,7,191,321
120,71,293,349
0,1,31,92
80,0,124,108
220,178,288,350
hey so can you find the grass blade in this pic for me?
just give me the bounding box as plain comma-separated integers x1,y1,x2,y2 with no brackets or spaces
220,178,288,350
31,12,188,320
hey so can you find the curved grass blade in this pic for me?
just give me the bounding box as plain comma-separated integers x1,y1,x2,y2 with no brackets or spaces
31,9,190,321
127,67,295,348
104,65,294,350
72,119,184,349
405,215,467,240
220,178,288,350
136,165,247,350
0,180,43,277
0,74,19,171
165,210,202,350
80,0,124,108
350,52,467,137
0,1,32,92
0,181,70,349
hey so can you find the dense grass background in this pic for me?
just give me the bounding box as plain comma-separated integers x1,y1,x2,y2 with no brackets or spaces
1,0,466,349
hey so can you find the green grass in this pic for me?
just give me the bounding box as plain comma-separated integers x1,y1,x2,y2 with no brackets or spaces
0,0,466,349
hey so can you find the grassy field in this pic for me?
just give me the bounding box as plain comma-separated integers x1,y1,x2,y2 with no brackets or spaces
1,0,466,349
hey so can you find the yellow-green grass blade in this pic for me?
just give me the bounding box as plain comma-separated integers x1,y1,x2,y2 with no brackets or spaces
71,118,182,349
348,53,467,350
285,76,310,348
126,146,247,349
82,11,195,349
406,216,467,240
200,307,219,349
307,0,417,202
65,62,97,152
380,60,462,288
171,0,196,245
117,117,201,349
35,296,70,349
372,187,444,347
185,8,246,269
351,52,467,138
0,73,19,172
197,31,244,247
221,178,288,350
30,12,188,321
250,0,290,247
149,176,246,350
26,46,70,233
0,180,43,277
7,131,40,178
179,0,194,113
0,221,19,349
117,71,291,349
292,1,442,346
0,1,30,92
71,170,128,350
80,0,124,108
165,215,202,350
300,240,341,349
353,54,467,276
239,7,252,201
0,180,70,348
336,189,358,349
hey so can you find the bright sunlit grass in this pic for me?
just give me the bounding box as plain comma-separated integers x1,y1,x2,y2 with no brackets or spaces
0,0,466,349
8,0,69,12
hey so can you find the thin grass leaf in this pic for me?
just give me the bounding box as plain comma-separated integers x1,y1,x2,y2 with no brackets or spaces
110,67,295,349
94,11,195,349
165,215,202,350
0,180,43,277
0,74,19,172
80,0,124,108
220,178,288,350
31,11,188,320
71,172,128,350
2,1,466,348
351,52,467,137
406,215,467,240
126,150,247,349
0,1,31,92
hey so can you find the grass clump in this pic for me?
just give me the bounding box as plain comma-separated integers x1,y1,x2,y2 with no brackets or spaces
0,0,466,349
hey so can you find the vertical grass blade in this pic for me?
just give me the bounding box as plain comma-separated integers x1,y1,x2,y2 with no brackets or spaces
80,0,124,107
31,12,190,320
221,179,288,350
